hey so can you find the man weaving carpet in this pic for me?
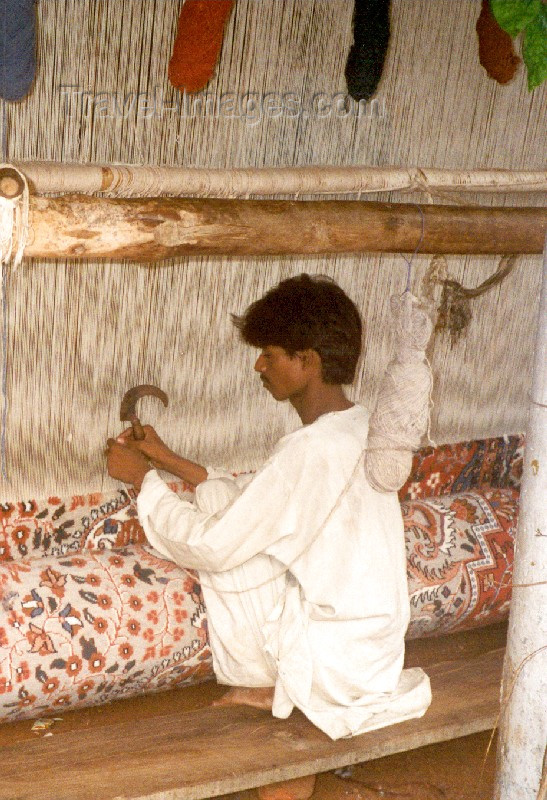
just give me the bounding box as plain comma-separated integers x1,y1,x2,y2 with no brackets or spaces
106,274,431,746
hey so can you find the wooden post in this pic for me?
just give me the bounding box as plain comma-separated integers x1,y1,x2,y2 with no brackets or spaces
495,238,547,799
23,195,547,260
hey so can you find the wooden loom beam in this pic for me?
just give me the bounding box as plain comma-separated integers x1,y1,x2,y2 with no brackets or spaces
13,161,547,197
23,195,547,260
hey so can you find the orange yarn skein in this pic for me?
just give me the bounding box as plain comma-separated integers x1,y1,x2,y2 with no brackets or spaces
168,0,235,94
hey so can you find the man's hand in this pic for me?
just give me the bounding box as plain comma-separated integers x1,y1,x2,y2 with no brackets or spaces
106,438,152,492
115,425,174,472
112,426,208,487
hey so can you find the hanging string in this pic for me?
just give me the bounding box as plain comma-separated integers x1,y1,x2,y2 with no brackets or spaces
427,254,518,346
399,204,425,293
479,644,547,792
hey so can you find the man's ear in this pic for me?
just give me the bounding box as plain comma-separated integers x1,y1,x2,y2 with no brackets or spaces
297,349,322,373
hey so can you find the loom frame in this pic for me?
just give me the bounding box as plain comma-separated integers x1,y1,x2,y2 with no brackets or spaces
0,163,545,796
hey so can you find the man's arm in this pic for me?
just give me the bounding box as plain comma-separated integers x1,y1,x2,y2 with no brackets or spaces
107,425,330,574
135,460,292,572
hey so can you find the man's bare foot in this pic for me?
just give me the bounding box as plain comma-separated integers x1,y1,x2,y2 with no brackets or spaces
212,686,275,710
258,774,317,800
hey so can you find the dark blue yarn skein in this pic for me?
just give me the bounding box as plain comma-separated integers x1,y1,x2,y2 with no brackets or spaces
0,0,37,101
345,0,391,102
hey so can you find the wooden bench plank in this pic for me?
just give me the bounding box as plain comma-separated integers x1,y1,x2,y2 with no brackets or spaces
0,624,506,800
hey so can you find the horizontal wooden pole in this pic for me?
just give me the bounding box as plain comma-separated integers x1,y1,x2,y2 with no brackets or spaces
15,161,547,197
24,195,547,260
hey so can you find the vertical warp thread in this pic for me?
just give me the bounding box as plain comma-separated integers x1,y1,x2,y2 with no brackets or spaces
1,100,8,480
0,0,542,498
1,243,6,481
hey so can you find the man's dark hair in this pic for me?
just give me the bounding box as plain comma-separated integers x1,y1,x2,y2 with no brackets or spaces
232,274,363,384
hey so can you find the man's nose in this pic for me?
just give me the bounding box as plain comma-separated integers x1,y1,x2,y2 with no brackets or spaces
254,354,265,373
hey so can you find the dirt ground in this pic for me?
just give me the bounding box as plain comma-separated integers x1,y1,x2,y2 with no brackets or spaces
217,729,498,800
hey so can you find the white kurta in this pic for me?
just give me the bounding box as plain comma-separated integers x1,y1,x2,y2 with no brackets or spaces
137,405,431,739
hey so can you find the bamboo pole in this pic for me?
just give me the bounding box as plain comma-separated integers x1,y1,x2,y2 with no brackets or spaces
14,161,547,198
494,239,547,800
21,195,547,261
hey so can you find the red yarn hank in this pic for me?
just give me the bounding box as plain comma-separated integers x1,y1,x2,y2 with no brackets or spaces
476,0,520,85
169,0,235,94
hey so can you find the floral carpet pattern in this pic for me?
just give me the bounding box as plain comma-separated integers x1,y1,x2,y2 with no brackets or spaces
0,548,211,722
399,434,523,501
403,487,517,638
0,435,523,722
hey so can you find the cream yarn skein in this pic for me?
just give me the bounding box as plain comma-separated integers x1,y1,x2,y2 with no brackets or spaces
365,292,434,492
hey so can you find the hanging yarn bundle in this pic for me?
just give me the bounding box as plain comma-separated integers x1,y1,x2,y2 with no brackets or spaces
345,0,391,102
0,0,37,101
476,0,520,85
168,0,235,94
365,292,434,493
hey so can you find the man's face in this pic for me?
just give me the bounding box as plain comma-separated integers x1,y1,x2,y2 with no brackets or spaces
254,345,308,402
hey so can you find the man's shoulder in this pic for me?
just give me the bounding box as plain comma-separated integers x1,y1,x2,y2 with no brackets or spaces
274,404,369,456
